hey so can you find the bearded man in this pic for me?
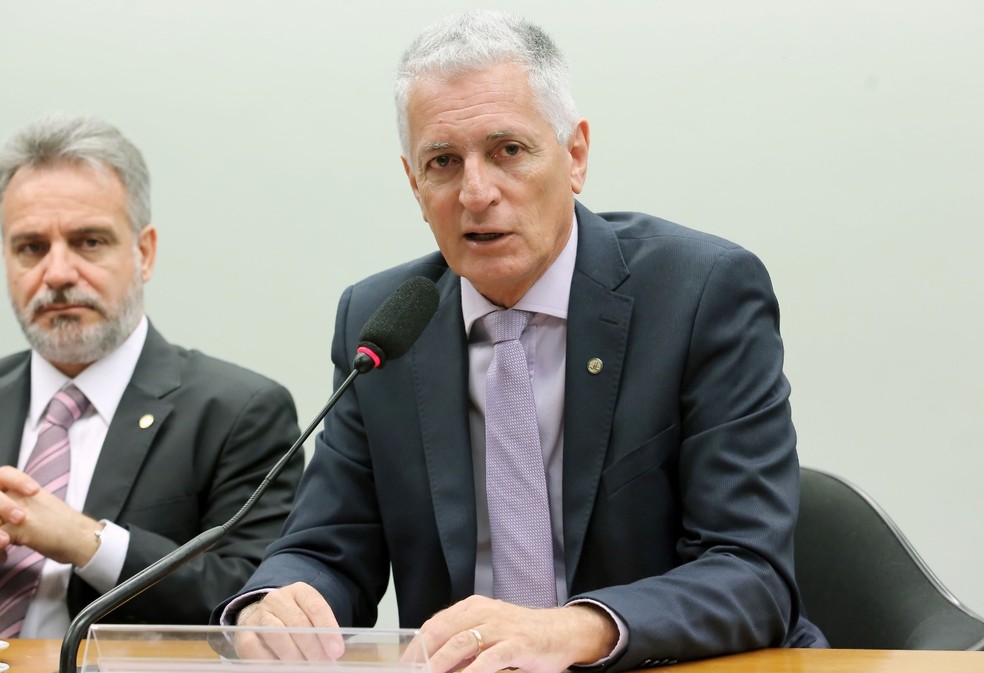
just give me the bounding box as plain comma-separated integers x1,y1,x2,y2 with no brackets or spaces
0,115,303,638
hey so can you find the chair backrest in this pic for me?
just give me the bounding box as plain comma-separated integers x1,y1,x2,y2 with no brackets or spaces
795,467,984,650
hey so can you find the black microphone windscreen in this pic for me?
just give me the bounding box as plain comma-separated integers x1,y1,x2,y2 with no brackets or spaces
357,276,439,367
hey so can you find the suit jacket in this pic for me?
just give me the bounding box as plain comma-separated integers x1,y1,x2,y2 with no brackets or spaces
0,322,303,624
224,203,826,667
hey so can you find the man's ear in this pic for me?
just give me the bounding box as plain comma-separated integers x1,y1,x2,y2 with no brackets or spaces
137,224,157,282
402,156,422,204
569,119,590,194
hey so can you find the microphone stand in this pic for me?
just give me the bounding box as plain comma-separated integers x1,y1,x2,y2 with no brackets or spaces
59,361,371,673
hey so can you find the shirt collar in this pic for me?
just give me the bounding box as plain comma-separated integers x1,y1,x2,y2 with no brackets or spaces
28,315,150,429
462,213,578,336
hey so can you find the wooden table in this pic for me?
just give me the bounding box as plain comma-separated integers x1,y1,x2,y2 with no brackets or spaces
3,639,983,673
668,647,984,672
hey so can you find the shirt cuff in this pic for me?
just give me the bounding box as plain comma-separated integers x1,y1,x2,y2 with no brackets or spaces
565,598,628,667
220,589,274,625
74,519,128,593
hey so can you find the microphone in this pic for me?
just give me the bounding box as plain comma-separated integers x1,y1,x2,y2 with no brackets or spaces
353,275,440,372
59,276,439,673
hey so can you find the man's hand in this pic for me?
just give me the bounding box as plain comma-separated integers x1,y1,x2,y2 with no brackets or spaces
0,465,39,548
407,595,620,673
233,582,344,661
0,465,102,566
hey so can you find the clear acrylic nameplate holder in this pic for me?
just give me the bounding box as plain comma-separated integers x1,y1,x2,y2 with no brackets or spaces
81,625,428,673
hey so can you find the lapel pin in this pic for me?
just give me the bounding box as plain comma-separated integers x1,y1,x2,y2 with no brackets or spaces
139,414,155,429
587,357,603,375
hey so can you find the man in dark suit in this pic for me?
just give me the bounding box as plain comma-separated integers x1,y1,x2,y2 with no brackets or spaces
222,9,827,671
0,115,303,638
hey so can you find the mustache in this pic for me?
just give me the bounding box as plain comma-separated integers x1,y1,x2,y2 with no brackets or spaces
27,287,107,319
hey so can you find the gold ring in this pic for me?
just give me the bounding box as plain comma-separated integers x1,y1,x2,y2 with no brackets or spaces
467,628,484,654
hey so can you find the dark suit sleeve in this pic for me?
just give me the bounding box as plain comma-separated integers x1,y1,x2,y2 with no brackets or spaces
71,378,303,624
573,247,809,667
212,285,391,626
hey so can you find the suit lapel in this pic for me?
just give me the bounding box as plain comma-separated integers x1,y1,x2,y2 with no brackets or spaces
562,203,633,586
412,273,477,598
0,354,31,467
82,324,180,521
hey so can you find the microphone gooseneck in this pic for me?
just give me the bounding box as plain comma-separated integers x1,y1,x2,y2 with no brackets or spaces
59,276,439,673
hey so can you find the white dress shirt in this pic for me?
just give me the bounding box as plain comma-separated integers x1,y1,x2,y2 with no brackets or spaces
16,316,147,638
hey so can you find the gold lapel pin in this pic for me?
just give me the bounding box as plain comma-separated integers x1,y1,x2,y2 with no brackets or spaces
139,414,155,429
587,357,604,375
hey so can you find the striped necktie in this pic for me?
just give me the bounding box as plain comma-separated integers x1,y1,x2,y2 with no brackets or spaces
0,384,90,639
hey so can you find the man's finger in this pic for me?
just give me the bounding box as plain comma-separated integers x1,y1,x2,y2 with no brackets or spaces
239,584,344,661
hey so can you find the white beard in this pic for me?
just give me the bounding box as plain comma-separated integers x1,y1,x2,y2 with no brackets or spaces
13,264,144,365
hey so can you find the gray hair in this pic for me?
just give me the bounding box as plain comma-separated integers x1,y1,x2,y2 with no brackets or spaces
394,10,579,161
0,114,151,234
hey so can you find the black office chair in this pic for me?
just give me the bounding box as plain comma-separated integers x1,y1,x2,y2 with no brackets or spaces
795,466,984,650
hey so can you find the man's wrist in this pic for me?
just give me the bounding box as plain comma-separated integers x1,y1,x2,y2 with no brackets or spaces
71,517,106,567
236,600,261,626
564,597,630,668
566,603,621,665
220,589,274,626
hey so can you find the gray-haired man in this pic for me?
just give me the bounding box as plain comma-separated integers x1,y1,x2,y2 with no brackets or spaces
222,10,827,671
0,115,303,638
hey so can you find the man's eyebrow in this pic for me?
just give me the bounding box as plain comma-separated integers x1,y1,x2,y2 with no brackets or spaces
421,130,522,153
8,225,119,247
8,231,44,247
486,130,519,141
70,225,119,239
422,141,454,153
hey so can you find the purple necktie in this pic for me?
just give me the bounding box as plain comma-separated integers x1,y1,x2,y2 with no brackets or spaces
482,309,556,607
0,384,90,639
